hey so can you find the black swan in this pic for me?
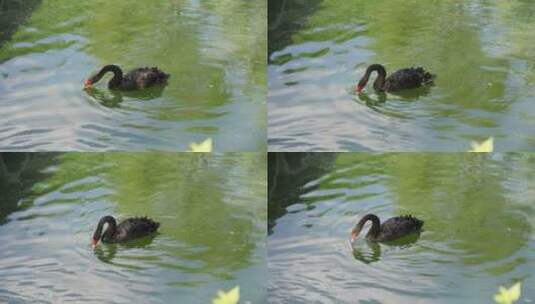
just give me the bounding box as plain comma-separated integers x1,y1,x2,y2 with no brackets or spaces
356,64,434,93
84,65,169,90
351,214,423,242
91,215,160,248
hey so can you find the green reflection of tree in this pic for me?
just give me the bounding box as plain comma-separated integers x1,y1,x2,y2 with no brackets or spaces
381,153,530,270
268,0,323,56
290,0,509,113
0,152,59,223
267,152,336,233
367,1,508,114
82,0,264,119
102,153,266,279
0,1,90,61
494,0,535,85
0,0,266,136
0,0,42,47
18,152,265,280
303,153,531,271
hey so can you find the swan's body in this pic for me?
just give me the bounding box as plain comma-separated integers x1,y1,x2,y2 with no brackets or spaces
356,64,434,93
84,65,169,90
351,214,423,242
91,215,159,247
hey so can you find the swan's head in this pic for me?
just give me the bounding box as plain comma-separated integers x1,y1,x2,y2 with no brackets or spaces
84,79,93,89
351,226,362,242
91,229,102,248
356,75,369,93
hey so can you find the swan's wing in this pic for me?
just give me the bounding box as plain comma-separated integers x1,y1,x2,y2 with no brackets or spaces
117,217,159,241
380,216,423,238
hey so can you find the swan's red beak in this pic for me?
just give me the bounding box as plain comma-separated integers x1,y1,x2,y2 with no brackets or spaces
351,231,358,242
356,84,364,93
91,238,97,249
84,79,92,89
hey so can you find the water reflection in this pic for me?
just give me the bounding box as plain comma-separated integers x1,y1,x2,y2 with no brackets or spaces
0,152,266,303
93,236,158,264
268,0,535,151
85,86,167,108
268,152,336,232
0,152,59,223
268,153,535,303
0,0,42,45
351,240,381,264
0,0,266,151
268,0,323,56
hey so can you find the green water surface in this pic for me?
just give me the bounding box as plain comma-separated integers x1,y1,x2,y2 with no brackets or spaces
268,0,535,151
0,152,266,303
0,0,266,151
268,153,535,303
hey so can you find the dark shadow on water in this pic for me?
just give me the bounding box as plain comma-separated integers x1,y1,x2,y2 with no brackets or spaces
94,234,158,264
268,0,323,58
0,153,60,224
0,0,42,48
84,86,166,108
351,232,421,264
268,152,336,234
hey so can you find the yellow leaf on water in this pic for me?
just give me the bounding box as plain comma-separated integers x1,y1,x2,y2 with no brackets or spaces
189,138,213,152
469,137,493,152
212,286,239,304
494,282,521,304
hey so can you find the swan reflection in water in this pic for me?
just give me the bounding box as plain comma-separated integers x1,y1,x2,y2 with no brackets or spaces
350,233,422,264
93,236,158,264
85,85,167,108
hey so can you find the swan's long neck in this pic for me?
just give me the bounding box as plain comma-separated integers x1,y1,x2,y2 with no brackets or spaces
93,215,117,242
355,214,381,238
366,64,387,91
357,64,387,92
90,65,123,88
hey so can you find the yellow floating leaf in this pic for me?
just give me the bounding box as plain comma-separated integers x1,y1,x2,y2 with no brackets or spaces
469,137,493,152
189,138,213,152
212,286,240,304
494,282,521,304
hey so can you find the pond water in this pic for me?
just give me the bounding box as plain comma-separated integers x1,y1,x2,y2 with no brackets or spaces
268,153,535,303
0,152,266,303
268,0,535,151
0,0,266,151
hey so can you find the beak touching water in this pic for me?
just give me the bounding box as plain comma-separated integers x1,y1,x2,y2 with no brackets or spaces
91,239,97,249
84,79,92,89
351,231,358,243
356,84,363,93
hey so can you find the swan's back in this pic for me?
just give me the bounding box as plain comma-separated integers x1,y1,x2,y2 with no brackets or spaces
124,67,170,89
385,67,434,91
378,215,423,241
116,216,160,242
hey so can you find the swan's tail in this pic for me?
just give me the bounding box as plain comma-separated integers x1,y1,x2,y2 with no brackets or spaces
403,214,424,229
416,67,435,85
151,67,170,81
137,216,160,232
